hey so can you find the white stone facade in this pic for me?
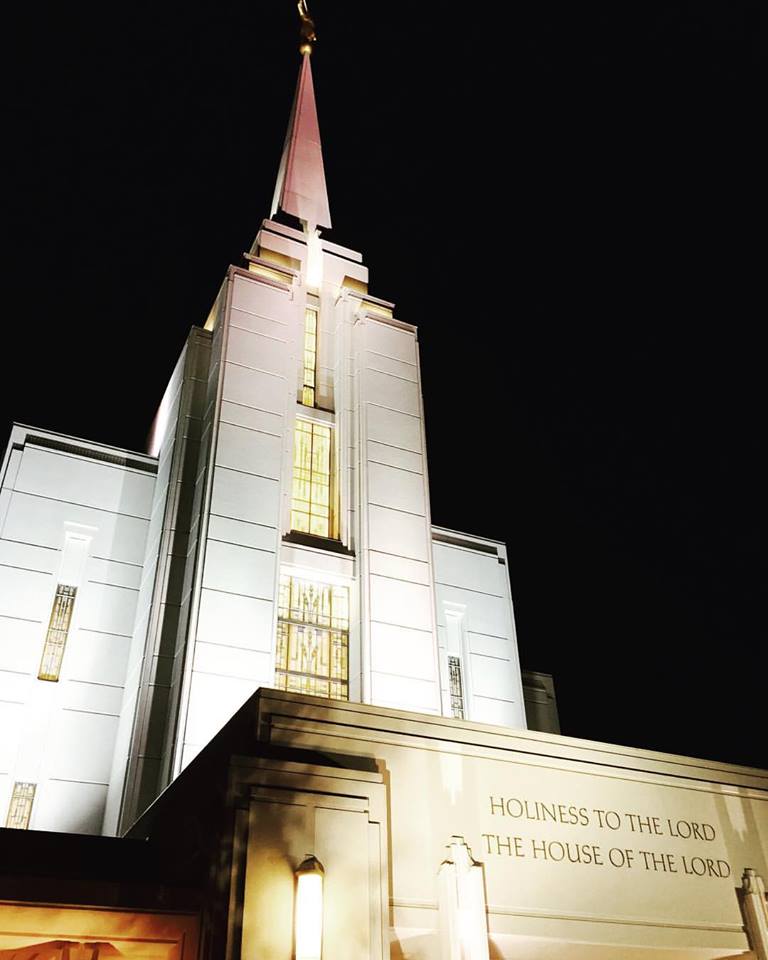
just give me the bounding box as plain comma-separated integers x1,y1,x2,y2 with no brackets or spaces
0,221,527,837
0,426,156,833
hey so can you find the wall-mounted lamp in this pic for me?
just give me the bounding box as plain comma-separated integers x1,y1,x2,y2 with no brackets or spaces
295,854,324,960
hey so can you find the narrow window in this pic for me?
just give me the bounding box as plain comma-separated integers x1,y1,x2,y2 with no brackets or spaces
291,419,333,538
275,574,349,700
6,782,36,830
448,655,465,720
302,306,318,407
38,583,77,682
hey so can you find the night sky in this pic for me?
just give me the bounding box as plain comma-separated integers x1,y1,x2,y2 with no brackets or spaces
3,4,764,767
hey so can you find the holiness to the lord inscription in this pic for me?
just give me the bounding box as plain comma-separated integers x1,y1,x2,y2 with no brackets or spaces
479,796,732,879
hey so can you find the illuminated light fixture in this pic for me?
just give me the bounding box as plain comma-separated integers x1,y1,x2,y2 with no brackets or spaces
295,854,324,960
438,837,490,960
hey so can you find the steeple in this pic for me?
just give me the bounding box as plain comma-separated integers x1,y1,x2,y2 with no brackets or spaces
270,4,332,233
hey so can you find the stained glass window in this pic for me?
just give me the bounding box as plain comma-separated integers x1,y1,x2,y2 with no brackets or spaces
6,782,35,830
38,583,77,682
448,655,465,719
302,306,318,407
291,419,333,538
275,575,349,700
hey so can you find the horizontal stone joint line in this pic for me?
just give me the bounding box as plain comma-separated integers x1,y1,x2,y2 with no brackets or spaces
219,416,283,440
62,706,120,718
365,400,422,421
367,458,423,477
200,584,275,604
87,579,140,593
0,537,58,552
48,777,110,786
367,499,426,519
365,347,418,367
228,321,289,344
365,365,418,385
211,464,280,484
434,579,505,599
0,561,52,576
223,358,288,381
7,489,152,523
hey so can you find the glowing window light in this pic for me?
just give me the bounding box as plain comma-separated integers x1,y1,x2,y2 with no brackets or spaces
276,575,349,701
302,307,318,407
38,584,77,681
448,655,465,719
6,782,36,830
291,420,333,539
295,855,324,960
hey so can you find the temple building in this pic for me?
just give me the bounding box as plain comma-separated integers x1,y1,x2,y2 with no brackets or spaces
0,19,766,960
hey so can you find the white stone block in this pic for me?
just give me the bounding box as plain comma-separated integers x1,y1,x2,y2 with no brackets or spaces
202,540,276,600
220,400,283,437
193,641,272,682
231,274,294,323
0,703,21,771
0,670,31,704
368,462,426,515
365,320,418,364
367,441,423,474
207,515,278,553
222,362,287,415
364,369,420,417
368,505,429,562
0,618,40,674
47,710,119,783
364,351,418,382
470,695,520,728
366,404,422,453
0,566,51,620
370,671,438,713
33,779,107,835
230,306,289,340
370,622,436,681
60,679,123,716
0,540,58,575
210,467,280,527
196,588,274,652
369,576,433,633
85,557,142,590
469,654,516,701
368,551,431,586
467,631,512,660
64,630,131,686
77,582,139,638
433,542,505,596
226,326,288,378
215,421,283,480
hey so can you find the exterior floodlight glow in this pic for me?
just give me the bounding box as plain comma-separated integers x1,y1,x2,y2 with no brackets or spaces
295,854,324,960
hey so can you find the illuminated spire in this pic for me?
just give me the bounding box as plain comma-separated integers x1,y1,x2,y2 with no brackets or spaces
270,3,332,232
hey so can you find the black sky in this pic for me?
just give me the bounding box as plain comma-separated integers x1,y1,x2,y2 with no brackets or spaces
3,3,764,767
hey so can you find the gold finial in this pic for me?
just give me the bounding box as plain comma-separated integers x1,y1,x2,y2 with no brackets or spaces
297,0,316,55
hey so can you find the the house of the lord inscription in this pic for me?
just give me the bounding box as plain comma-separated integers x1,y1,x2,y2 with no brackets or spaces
481,795,732,879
